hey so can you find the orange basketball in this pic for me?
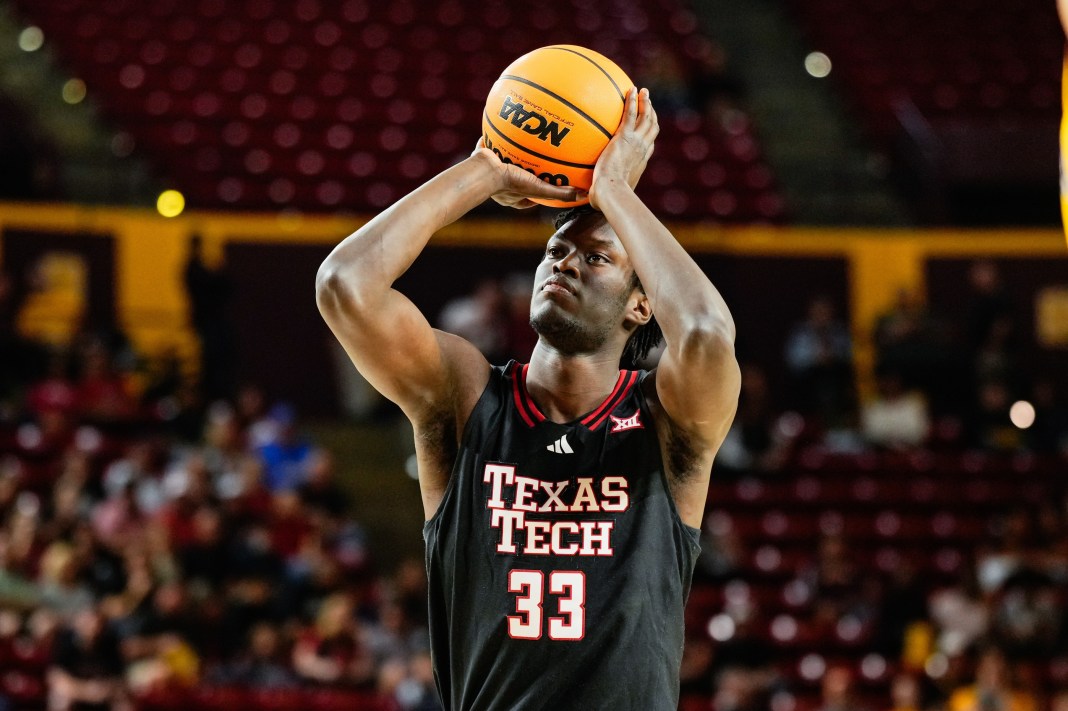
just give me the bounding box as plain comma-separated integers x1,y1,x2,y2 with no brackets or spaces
482,45,633,207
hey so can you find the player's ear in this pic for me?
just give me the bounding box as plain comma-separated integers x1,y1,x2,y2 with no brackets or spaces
624,290,653,328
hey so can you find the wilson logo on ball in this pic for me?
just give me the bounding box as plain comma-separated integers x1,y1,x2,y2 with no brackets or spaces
498,97,572,147
484,135,571,186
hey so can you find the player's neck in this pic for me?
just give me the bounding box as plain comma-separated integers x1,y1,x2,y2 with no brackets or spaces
525,344,623,423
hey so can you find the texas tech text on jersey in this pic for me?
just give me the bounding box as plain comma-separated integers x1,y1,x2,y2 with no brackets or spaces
482,463,630,556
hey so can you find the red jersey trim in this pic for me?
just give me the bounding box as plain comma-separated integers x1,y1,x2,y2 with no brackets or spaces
510,363,538,427
586,370,639,431
513,364,636,430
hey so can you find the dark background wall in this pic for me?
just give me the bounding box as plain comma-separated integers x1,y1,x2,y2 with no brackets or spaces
224,241,850,416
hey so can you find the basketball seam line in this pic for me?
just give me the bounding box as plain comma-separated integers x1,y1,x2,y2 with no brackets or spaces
500,74,614,141
546,46,625,103
483,110,596,170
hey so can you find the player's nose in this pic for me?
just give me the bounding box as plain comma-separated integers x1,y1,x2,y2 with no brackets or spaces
551,250,580,278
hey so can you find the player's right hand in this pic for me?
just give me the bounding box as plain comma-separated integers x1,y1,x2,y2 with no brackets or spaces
589,87,657,210
470,140,579,209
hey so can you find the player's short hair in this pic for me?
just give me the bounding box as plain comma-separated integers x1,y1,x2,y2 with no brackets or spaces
552,206,663,367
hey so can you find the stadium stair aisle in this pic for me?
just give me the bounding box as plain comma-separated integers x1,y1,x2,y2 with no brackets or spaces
690,0,910,226
0,0,158,205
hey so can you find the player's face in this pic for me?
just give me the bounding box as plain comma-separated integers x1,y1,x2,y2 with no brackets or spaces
529,215,643,355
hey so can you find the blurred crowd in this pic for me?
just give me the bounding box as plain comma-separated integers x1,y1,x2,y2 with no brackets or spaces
0,264,438,710
1,244,1066,711
684,490,1068,710
731,259,1067,464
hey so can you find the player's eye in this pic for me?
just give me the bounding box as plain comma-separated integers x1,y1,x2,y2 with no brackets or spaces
546,245,565,258
587,253,608,264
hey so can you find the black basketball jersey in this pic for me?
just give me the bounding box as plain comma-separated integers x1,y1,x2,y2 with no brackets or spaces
423,361,702,711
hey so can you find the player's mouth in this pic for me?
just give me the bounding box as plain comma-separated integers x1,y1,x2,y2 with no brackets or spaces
541,277,577,297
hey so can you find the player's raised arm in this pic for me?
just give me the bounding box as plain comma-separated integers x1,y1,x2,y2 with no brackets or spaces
316,148,577,419
588,88,741,523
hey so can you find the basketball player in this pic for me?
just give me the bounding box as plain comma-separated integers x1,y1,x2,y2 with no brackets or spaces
316,88,740,709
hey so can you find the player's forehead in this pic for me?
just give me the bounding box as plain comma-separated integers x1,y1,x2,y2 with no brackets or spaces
548,214,624,252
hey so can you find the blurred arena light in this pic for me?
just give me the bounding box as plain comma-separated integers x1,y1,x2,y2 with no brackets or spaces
1009,400,1036,429
18,26,43,52
707,613,735,641
804,51,832,78
925,652,949,678
798,653,826,681
156,190,185,218
61,78,86,104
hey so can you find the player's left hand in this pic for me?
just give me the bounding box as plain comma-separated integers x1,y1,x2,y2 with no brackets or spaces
470,139,579,209
588,87,658,210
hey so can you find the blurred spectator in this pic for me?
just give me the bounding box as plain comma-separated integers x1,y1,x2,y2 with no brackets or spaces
184,235,236,402
887,673,924,711
1027,379,1068,454
636,42,691,114
75,340,136,422
101,442,166,519
177,505,229,589
876,562,929,658
716,364,788,472
363,593,429,669
967,381,1022,451
947,646,1037,711
873,289,957,412
802,533,860,605
929,566,991,657
695,517,745,583
91,480,145,552
0,267,47,406
989,568,1061,659
687,37,745,115
785,296,855,425
378,649,440,711
818,666,868,711
236,383,273,446
710,667,765,711
965,261,1013,352
860,371,931,450
207,622,298,689
437,279,507,362
291,592,373,686
37,541,95,615
299,450,349,521
1052,692,1068,711
27,352,77,417
122,582,202,693
501,272,537,362
200,402,246,481
0,527,40,608
47,606,125,711
256,404,317,492
679,632,715,695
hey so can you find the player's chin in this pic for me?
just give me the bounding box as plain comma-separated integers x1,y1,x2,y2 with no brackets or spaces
530,303,576,333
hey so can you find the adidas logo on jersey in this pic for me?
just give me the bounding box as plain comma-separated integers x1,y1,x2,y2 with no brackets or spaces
546,434,574,454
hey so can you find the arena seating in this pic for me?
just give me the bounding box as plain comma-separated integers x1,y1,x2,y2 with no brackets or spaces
787,0,1062,140
11,0,784,221
682,446,1062,709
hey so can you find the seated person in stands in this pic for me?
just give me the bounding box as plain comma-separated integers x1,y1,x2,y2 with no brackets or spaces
47,606,125,711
